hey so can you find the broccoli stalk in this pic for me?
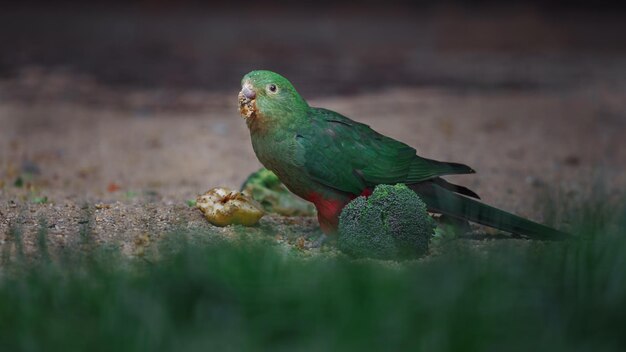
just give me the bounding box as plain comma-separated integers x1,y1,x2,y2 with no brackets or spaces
338,184,436,260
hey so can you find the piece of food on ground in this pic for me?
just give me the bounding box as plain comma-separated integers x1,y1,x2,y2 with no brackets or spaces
338,183,436,260
241,168,316,216
196,187,264,227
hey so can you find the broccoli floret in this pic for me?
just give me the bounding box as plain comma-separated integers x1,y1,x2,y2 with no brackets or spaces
338,184,436,260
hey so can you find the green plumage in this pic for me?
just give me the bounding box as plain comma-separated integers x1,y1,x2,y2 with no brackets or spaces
239,70,568,239
410,182,568,239
297,107,475,195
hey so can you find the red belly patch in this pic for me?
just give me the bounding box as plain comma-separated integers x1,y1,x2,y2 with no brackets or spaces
306,188,373,234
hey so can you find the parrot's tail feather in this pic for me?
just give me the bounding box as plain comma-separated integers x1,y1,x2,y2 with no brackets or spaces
431,177,481,199
421,158,476,176
410,182,570,240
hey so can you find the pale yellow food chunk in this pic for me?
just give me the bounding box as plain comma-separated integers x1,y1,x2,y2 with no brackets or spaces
196,187,264,227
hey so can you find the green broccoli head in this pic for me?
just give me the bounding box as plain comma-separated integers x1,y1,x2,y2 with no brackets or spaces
338,183,436,260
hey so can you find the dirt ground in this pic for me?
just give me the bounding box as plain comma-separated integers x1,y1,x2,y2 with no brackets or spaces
1,7,625,256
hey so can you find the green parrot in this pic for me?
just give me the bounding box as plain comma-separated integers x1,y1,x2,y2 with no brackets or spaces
238,70,568,239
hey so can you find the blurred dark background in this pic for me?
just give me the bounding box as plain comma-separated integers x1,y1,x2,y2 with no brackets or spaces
2,0,625,98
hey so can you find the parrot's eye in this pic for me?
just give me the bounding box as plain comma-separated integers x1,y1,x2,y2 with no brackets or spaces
267,84,278,94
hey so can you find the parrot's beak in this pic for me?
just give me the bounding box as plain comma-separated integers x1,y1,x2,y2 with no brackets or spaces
241,84,256,100
238,82,257,120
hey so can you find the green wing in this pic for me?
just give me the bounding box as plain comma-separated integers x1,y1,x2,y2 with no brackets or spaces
295,108,475,194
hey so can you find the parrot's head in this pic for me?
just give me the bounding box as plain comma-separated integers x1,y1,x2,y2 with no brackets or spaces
238,70,309,129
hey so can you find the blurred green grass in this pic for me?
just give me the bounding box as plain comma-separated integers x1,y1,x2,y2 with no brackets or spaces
1,197,625,351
